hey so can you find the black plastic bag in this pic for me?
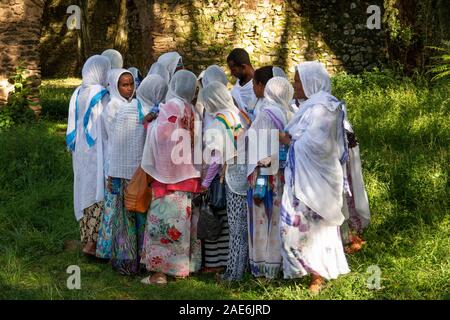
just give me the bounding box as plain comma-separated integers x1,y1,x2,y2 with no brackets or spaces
197,194,223,241
209,174,227,211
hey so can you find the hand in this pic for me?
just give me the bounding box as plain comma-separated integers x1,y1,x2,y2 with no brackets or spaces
254,197,263,207
144,112,157,124
258,157,271,168
279,131,291,145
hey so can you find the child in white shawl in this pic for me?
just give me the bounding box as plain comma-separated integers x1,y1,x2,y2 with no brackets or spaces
66,55,110,256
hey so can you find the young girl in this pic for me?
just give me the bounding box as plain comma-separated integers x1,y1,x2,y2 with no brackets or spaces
102,69,147,275
201,81,249,282
66,55,111,256
279,61,350,293
246,77,294,280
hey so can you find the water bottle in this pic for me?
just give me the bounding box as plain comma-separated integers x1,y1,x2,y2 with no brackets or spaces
279,144,288,169
254,175,268,199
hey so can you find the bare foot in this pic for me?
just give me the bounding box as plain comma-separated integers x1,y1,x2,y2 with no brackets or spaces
142,272,167,285
309,275,324,294
82,241,97,256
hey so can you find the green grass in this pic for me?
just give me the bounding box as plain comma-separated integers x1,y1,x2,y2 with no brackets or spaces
0,73,449,300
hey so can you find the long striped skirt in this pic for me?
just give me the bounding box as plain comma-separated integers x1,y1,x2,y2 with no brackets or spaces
203,209,229,268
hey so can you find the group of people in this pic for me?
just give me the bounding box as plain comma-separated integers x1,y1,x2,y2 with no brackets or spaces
67,47,371,293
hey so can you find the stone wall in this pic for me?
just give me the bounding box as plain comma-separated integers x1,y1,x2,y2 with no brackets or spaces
40,0,387,79
0,0,45,105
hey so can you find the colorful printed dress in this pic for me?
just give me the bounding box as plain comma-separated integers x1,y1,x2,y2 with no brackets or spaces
247,171,284,279
141,180,202,277
110,178,147,275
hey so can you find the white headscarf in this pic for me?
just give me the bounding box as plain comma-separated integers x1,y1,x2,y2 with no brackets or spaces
296,61,331,98
196,65,228,122
157,52,183,81
141,69,201,184
67,55,110,152
284,61,347,226
202,65,228,87
247,77,293,176
136,74,168,114
148,62,170,85
272,66,288,79
67,55,110,221
101,49,123,69
201,81,248,195
165,70,198,106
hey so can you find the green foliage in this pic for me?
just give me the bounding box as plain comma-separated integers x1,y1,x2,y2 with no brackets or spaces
427,40,450,82
0,65,36,130
0,74,449,299
40,79,80,120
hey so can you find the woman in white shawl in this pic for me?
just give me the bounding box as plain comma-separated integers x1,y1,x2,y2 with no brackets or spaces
279,61,350,292
246,76,294,279
101,49,123,69
156,51,184,82
66,55,110,256
200,81,249,281
194,66,231,272
140,70,202,285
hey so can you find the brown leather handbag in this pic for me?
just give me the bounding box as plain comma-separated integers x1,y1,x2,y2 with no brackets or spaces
124,166,154,213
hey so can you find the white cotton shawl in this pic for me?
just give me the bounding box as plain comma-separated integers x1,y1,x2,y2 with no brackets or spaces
201,81,248,195
231,78,256,112
101,69,135,178
137,74,168,113
148,62,170,85
285,61,347,226
101,49,123,69
141,70,201,184
68,55,110,221
247,77,293,177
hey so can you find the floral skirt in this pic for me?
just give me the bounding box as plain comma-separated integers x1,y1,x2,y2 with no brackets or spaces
80,202,103,246
142,191,202,277
247,171,283,279
110,178,147,275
